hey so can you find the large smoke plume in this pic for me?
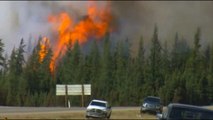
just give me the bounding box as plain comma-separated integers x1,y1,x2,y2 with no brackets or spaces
111,1,213,51
1,1,213,55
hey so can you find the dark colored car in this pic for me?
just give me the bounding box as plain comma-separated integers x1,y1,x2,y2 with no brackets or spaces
140,96,163,114
157,103,213,120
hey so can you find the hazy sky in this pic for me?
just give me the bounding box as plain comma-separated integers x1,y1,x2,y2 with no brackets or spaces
0,1,213,55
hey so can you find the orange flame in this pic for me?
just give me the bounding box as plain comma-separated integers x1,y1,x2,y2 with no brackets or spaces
48,2,113,73
39,37,50,63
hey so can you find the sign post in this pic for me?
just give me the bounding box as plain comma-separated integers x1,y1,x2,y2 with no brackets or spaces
56,84,91,107
65,84,68,107
81,84,84,107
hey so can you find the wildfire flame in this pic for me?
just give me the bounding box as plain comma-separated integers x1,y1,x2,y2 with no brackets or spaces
47,2,113,73
39,37,50,63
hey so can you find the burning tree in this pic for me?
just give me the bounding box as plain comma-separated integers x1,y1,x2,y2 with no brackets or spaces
45,2,114,73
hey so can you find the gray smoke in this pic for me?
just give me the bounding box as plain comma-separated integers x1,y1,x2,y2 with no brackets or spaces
111,1,213,52
0,1,213,56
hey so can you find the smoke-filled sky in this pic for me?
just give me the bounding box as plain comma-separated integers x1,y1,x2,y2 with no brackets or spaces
1,1,213,55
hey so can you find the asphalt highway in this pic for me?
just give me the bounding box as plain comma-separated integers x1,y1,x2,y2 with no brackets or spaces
0,106,212,119
0,106,140,113
0,105,212,113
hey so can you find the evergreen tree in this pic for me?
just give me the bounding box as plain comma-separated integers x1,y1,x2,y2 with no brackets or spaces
38,41,53,93
2,54,8,75
16,38,26,75
15,38,27,105
9,48,17,74
149,25,163,95
27,35,33,57
0,39,5,72
135,36,146,104
7,48,19,105
204,45,211,69
171,34,191,72
206,43,213,104
57,41,73,84
184,27,205,105
122,38,131,105
161,41,170,75
0,39,6,105
24,37,41,94
71,40,82,84
192,27,202,74
99,32,112,101
114,41,127,105
171,33,179,70
88,40,100,99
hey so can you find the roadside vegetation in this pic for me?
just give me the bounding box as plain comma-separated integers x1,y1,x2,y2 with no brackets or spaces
0,25,212,107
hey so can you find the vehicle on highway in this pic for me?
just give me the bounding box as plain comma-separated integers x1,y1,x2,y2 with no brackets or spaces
156,103,213,120
86,99,111,119
140,96,163,114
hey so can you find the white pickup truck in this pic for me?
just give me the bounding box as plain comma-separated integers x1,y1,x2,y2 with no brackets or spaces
86,99,111,119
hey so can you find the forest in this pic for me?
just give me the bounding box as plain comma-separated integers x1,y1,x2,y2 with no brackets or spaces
0,26,212,107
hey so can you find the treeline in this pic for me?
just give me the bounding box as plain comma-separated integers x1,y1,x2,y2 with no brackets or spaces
0,26,212,107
